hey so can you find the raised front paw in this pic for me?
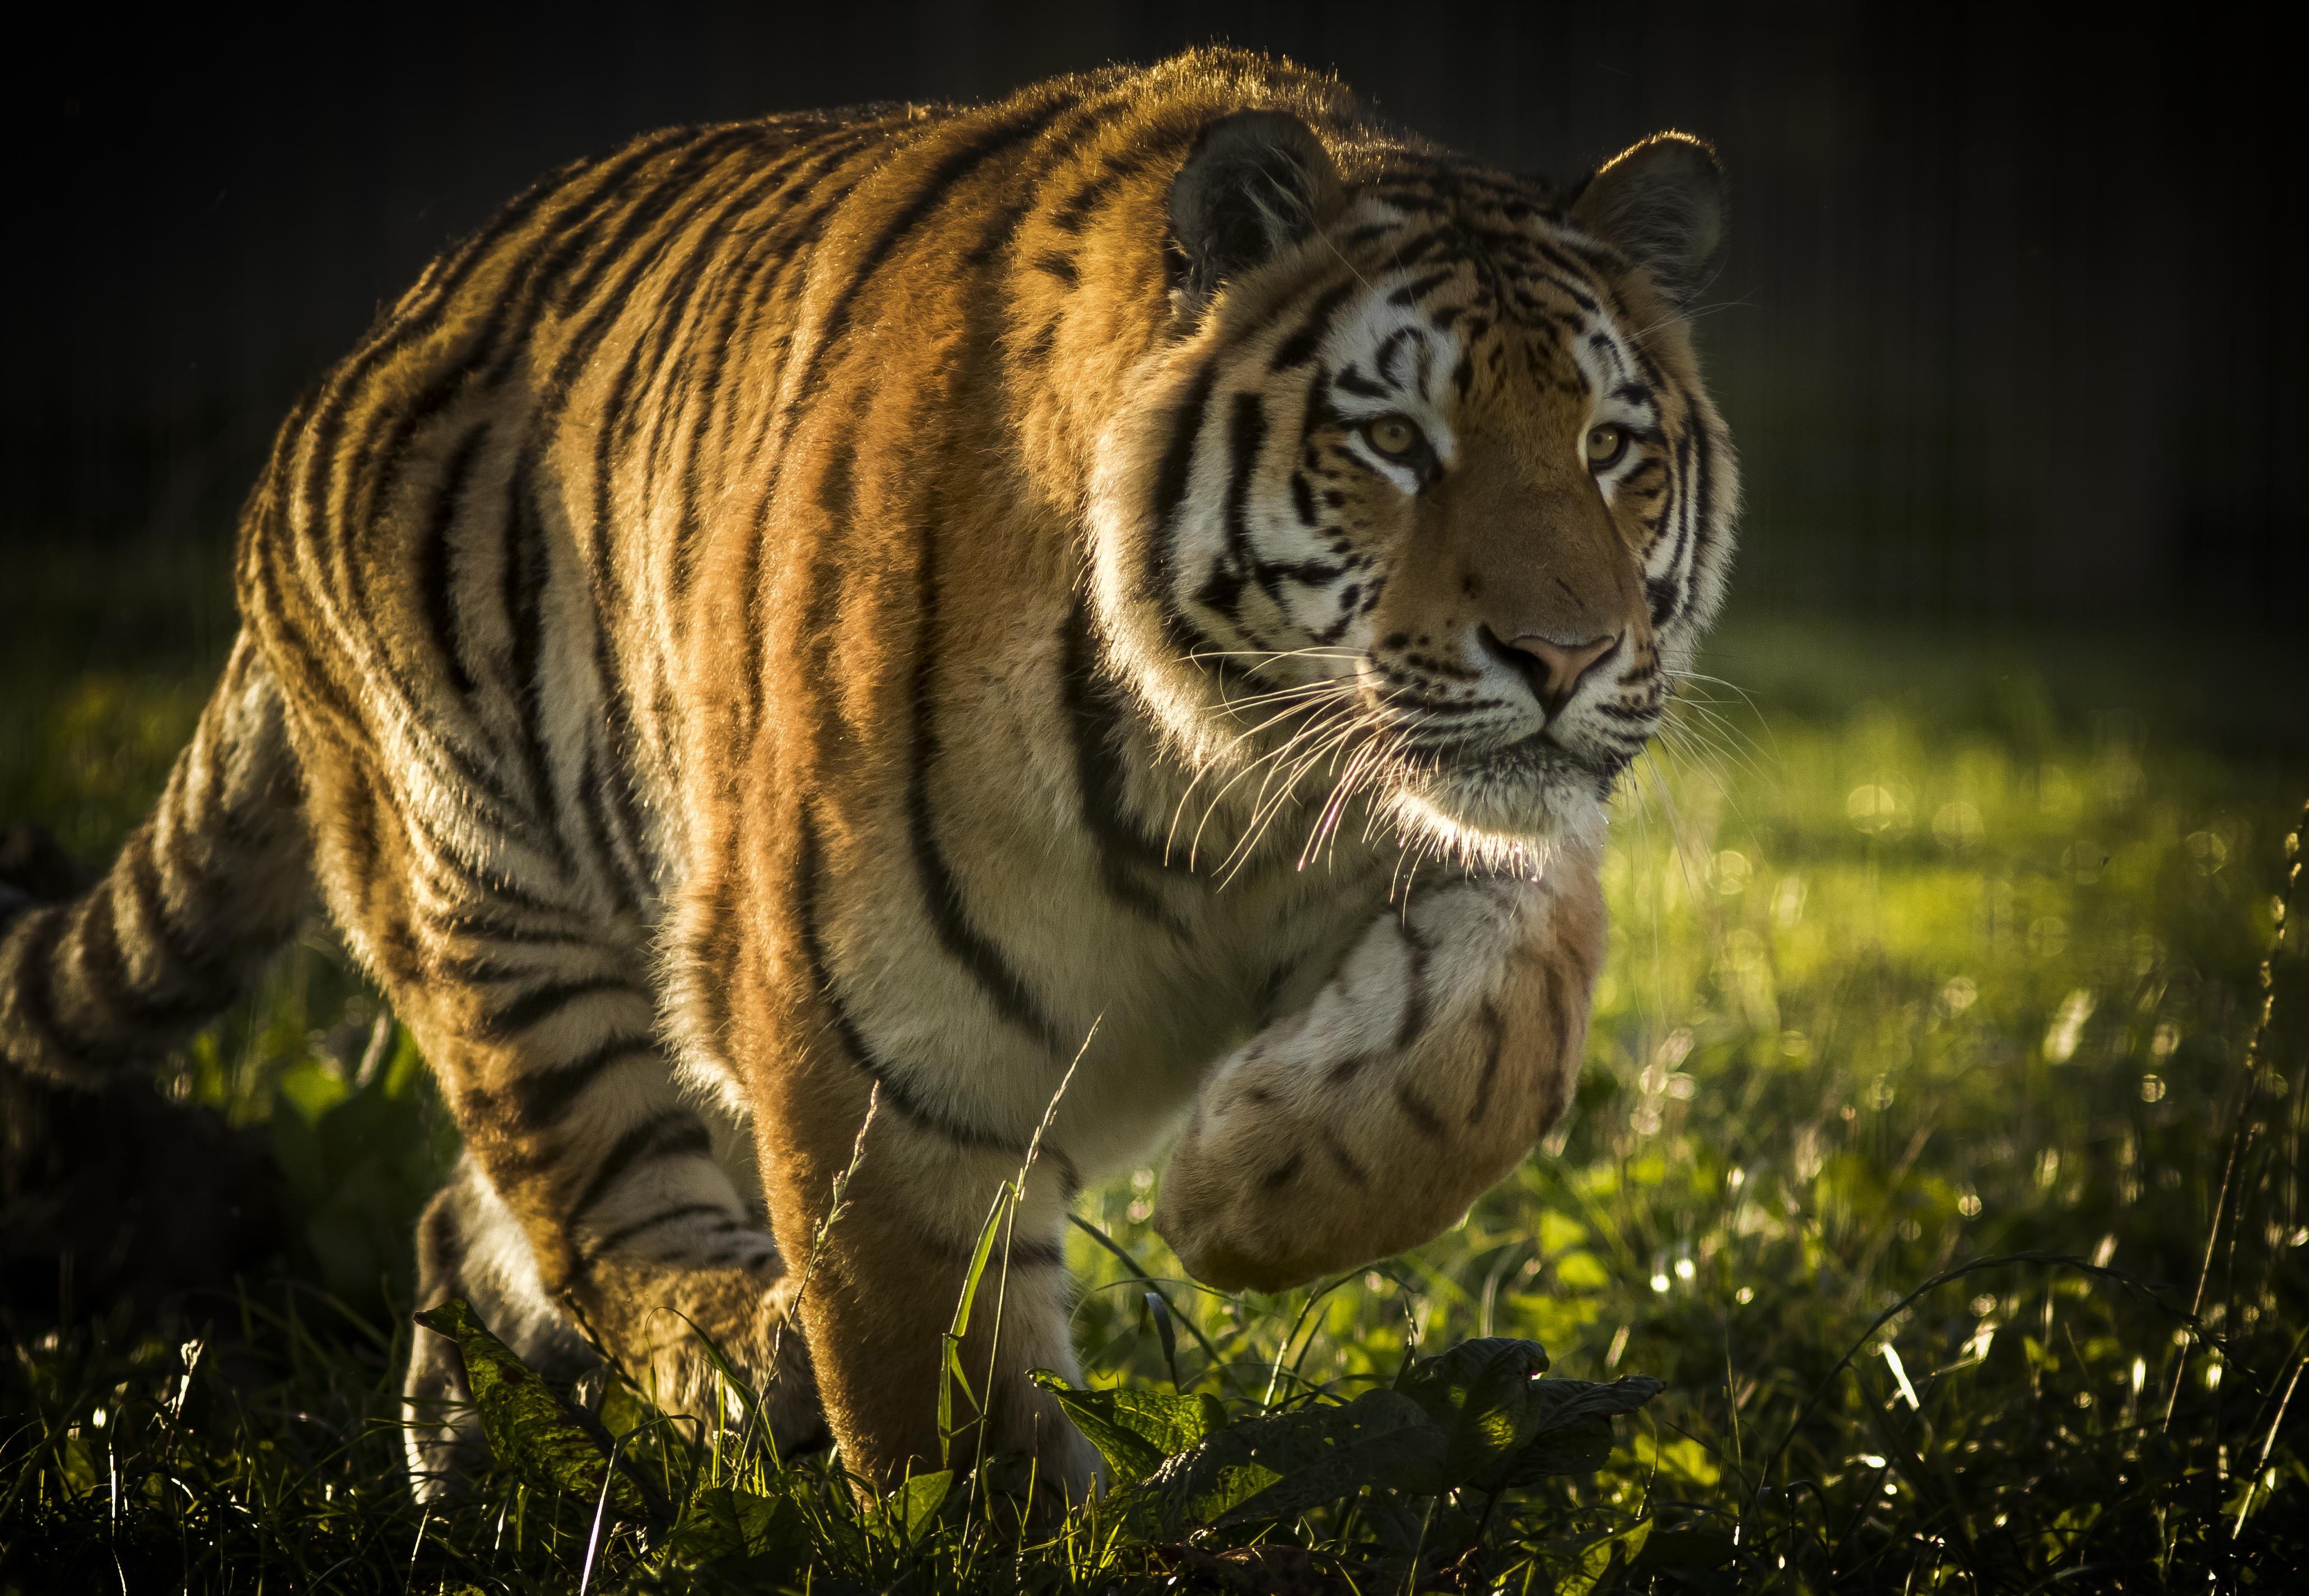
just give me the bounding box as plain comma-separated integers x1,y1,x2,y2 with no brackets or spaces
1154,1119,1454,1292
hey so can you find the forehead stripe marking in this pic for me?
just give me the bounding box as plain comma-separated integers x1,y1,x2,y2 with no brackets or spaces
1386,270,1455,306
1271,276,1361,371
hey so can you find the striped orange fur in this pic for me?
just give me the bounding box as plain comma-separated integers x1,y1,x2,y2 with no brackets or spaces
0,49,1737,1500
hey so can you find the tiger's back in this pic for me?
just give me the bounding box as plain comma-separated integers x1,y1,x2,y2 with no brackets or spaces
2,48,1737,1499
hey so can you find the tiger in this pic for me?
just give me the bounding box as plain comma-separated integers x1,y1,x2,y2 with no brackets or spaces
0,47,1735,1502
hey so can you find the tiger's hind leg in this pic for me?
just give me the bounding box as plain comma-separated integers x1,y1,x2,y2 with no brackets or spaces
293,754,824,1493
379,925,827,1486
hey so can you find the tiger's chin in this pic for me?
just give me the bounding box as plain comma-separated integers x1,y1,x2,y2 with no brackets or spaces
1383,745,1614,880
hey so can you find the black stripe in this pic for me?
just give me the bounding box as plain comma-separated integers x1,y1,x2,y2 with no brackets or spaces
1394,1082,1447,1140
1468,997,1505,1122
906,524,1068,1056
919,1228,1065,1270
419,424,487,697
1319,1128,1371,1186
477,974,638,1042
569,1110,715,1222
501,450,569,855
420,1187,467,1287
124,829,236,998
1388,269,1455,307
84,885,232,1038
1675,385,1717,629
1375,328,1416,389
572,748,644,918
795,814,1027,1155
507,1032,652,1127
434,945,592,995
420,900,598,949
1143,361,1215,635
1393,928,1431,1052
1219,391,1268,609
1048,147,1154,234
1060,600,1181,927
1544,958,1578,1070
1270,277,1360,371
997,1237,1067,1271
585,1202,735,1258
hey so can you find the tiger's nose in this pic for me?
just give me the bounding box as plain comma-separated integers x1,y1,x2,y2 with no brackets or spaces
1495,630,1621,715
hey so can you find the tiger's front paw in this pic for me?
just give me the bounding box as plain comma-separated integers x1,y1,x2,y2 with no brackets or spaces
1153,1137,1406,1294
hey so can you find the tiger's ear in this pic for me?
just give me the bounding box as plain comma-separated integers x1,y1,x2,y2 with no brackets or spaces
1168,110,1346,319
1570,132,1725,309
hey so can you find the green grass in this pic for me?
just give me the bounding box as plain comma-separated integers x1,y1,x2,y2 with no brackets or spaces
1,552,2303,1590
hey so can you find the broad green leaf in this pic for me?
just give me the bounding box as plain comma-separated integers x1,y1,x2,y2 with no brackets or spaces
1506,1417,1616,1480
1146,1387,1437,1528
1221,1418,1450,1525
1483,1374,1666,1490
890,1469,952,1541
411,1298,657,1518
1031,1370,1228,1485
595,1373,655,1444
1557,1519,1653,1596
1394,1337,1552,1486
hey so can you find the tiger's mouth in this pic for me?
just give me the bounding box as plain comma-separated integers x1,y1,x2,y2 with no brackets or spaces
1353,664,1639,775
1357,672,1644,849
1200,655,1641,862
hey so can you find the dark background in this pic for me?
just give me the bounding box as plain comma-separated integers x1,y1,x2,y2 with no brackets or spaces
4,2,2302,626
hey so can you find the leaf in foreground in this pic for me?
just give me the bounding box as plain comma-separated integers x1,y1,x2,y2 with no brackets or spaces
1032,1370,1229,1485
1044,1337,1666,1533
411,1296,659,1517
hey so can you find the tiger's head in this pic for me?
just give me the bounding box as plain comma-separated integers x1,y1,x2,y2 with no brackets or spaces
1089,108,1738,872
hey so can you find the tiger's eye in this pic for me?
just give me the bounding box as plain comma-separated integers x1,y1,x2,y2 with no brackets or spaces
1365,415,1423,459
1585,423,1630,470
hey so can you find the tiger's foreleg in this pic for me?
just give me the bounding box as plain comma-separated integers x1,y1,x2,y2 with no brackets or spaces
1156,849,1605,1292
746,1058,1103,1505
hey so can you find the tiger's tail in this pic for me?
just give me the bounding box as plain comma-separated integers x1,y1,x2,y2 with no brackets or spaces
0,632,310,1088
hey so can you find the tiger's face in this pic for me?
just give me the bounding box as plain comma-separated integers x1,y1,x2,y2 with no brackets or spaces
1092,115,1736,871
